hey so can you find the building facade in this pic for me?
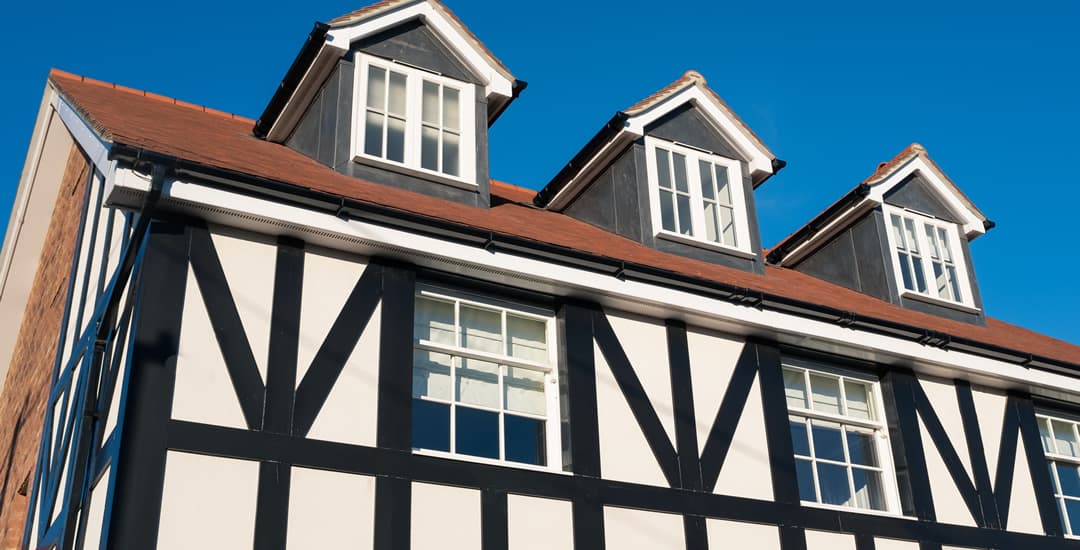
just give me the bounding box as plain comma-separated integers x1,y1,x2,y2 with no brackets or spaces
0,1,1078,549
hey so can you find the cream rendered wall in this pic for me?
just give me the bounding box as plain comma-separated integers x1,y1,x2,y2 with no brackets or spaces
286,467,375,549
915,376,977,527
507,494,573,550
705,519,780,549
874,538,920,550
412,483,481,550
157,452,259,550
805,529,856,550
603,506,684,550
80,468,110,550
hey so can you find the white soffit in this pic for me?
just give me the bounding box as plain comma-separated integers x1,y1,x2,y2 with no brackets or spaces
866,154,987,239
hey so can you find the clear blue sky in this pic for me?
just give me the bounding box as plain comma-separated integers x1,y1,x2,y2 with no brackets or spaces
2,0,1077,345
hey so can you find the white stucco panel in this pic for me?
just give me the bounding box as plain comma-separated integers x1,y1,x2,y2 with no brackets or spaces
714,375,772,500
297,248,370,384
1007,430,1046,535
81,467,110,550
157,452,259,550
971,385,1007,482
705,519,779,549
805,529,856,550
685,327,746,455
412,483,481,550
917,415,977,527
507,494,573,550
603,506,685,550
917,376,973,479
209,229,277,383
603,311,677,442
874,537,920,550
287,467,375,549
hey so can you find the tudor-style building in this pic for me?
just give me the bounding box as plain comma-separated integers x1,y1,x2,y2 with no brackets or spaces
0,1,1077,550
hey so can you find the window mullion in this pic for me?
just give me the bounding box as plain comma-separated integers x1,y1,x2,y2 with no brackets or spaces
688,154,707,238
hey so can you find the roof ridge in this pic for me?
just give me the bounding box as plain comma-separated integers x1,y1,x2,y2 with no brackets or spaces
48,68,255,125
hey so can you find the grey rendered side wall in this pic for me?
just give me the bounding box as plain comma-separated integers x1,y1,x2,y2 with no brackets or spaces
884,174,959,223
353,20,481,85
564,145,642,242
793,213,893,302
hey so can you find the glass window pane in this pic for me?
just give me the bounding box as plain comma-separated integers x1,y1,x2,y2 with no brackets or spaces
715,165,732,205
659,190,676,232
698,160,715,200
676,194,693,236
412,398,450,452
1040,417,1054,453
912,257,927,293
938,228,954,262
719,206,737,246
817,463,852,506
946,266,962,302
1053,420,1079,457
655,149,672,190
924,225,941,260
811,419,845,462
903,218,920,253
1057,463,1080,497
672,153,689,193
387,117,405,163
456,358,499,408
415,297,455,344
505,414,546,465
442,131,460,177
421,125,439,171
796,459,817,502
1066,499,1080,536
783,368,808,409
809,373,842,414
364,111,383,157
852,468,886,510
366,66,386,109
703,202,719,242
455,406,499,459
897,253,914,291
505,366,546,416
412,349,452,401
846,427,878,466
422,81,439,125
388,71,407,116
890,215,906,250
844,380,874,420
933,262,949,299
461,305,502,353
790,417,810,456
507,316,547,362
443,87,460,131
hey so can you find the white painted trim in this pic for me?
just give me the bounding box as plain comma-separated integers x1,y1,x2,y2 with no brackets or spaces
867,156,985,239
55,95,111,174
106,172,1080,400
656,231,757,259
882,204,978,310
544,132,636,211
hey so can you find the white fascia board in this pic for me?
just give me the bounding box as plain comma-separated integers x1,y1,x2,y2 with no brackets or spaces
775,198,878,267
867,156,985,238
625,85,774,178
545,131,638,211
265,42,349,143
55,93,112,177
120,171,1080,398
326,1,513,98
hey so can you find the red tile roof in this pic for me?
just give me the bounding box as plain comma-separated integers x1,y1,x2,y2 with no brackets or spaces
46,69,1080,369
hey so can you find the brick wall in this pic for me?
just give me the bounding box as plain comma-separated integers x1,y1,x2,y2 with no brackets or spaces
0,145,89,549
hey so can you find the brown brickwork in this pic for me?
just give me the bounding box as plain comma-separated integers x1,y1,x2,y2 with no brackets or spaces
0,144,89,549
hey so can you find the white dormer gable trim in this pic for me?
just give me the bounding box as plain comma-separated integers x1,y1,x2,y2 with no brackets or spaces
865,153,986,239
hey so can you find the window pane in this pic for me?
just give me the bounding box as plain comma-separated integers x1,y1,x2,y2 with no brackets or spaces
366,66,386,109
1040,417,1054,453
505,414,546,465
946,266,962,302
924,225,941,260
676,194,693,236
387,116,405,163
412,398,450,452
809,373,842,414
846,427,878,466
698,160,715,200
844,380,874,420
890,215,906,250
1057,463,1080,497
455,406,499,459
796,459,817,502
897,253,914,291
415,297,455,344
852,468,886,510
672,153,689,193
442,131,460,176
444,87,460,131
505,366,546,416
1066,500,1080,536
938,228,954,262
811,419,845,462
456,358,499,408
388,71,407,116
1053,420,1079,457
933,262,949,299
659,190,676,232
715,165,732,205
790,417,810,456
507,316,547,363
719,206,736,246
783,368,808,409
903,218,920,253
655,149,672,190
421,126,439,171
364,111,383,157
912,257,927,293
461,305,502,353
412,349,452,401
817,463,852,506
422,81,439,125
703,202,719,242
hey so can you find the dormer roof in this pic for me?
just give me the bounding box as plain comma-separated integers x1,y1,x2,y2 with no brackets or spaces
768,143,993,266
254,0,522,143
534,70,782,211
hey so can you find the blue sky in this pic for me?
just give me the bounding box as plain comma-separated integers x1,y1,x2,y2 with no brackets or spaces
1,0,1077,345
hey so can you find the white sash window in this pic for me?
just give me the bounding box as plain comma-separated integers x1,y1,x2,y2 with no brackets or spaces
884,205,976,310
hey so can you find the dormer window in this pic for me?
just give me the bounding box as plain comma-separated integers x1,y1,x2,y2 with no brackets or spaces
644,137,752,255
884,205,975,309
354,55,476,184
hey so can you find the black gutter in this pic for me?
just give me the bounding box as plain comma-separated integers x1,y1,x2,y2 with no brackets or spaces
253,22,331,139
766,183,872,265
107,142,1080,376
533,113,629,208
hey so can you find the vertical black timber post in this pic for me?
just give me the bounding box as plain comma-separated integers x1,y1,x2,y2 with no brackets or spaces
481,489,509,550
882,370,941,550
106,222,189,550
755,342,807,550
373,262,415,550
253,238,304,550
954,380,999,528
666,320,707,550
560,302,604,550
1014,394,1063,537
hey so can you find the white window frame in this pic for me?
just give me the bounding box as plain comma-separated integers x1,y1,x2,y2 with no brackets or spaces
782,359,903,515
353,54,477,186
643,136,754,257
1036,412,1080,538
882,204,977,311
411,285,563,471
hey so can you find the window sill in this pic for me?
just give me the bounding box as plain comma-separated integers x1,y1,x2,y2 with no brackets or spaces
900,291,981,315
656,230,757,259
800,500,906,519
352,154,479,192
413,448,569,475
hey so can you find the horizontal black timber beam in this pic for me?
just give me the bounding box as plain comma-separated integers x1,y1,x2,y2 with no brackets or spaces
166,420,1080,549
